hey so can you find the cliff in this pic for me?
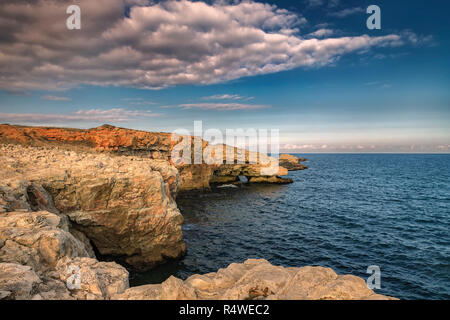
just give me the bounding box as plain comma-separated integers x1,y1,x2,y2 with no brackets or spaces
0,124,291,190
0,144,184,270
0,124,290,270
279,154,308,171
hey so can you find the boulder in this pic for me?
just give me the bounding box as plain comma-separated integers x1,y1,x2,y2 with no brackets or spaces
0,263,41,300
0,208,129,300
56,257,129,300
0,211,91,272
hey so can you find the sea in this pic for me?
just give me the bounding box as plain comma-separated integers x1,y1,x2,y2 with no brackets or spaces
130,154,450,300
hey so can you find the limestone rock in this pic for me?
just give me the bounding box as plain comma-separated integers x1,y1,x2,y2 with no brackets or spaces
112,283,162,300
0,125,295,193
248,176,293,184
177,164,215,191
68,228,96,259
0,124,172,157
33,275,73,300
56,257,129,300
113,259,396,300
0,211,91,272
279,154,308,171
0,263,41,300
0,208,129,300
0,144,185,269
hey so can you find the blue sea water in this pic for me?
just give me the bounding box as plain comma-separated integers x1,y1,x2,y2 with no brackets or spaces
130,154,450,300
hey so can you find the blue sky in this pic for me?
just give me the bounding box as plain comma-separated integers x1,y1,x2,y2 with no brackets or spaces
0,0,448,153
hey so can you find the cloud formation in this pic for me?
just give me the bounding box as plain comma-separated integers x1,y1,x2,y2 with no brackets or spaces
308,28,334,38
41,95,71,101
0,0,417,91
328,7,364,18
281,143,450,153
0,108,161,123
179,103,268,111
201,94,252,101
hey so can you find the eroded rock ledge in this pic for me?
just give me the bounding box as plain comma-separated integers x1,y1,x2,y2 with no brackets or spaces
279,154,308,171
114,259,395,300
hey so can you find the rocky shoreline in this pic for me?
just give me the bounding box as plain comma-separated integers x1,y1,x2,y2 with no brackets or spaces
0,125,395,300
279,154,308,171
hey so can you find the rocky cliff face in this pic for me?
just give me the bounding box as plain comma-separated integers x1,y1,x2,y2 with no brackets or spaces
0,124,173,157
0,124,291,191
0,144,185,270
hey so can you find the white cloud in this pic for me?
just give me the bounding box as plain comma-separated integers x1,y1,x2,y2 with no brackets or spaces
328,7,364,18
437,145,450,151
41,95,71,101
308,28,334,38
179,103,268,111
0,0,421,91
201,94,252,101
0,108,161,123
281,143,450,153
282,144,326,150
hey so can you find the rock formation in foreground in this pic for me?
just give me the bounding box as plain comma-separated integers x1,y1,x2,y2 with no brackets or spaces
0,144,184,270
114,259,395,300
0,210,129,300
279,154,308,171
0,209,394,300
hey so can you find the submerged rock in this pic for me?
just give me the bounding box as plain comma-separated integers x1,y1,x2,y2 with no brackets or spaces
113,259,396,300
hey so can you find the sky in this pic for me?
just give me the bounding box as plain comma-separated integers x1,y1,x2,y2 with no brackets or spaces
0,0,448,153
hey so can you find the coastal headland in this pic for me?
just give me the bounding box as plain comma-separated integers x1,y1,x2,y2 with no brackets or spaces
0,124,393,300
